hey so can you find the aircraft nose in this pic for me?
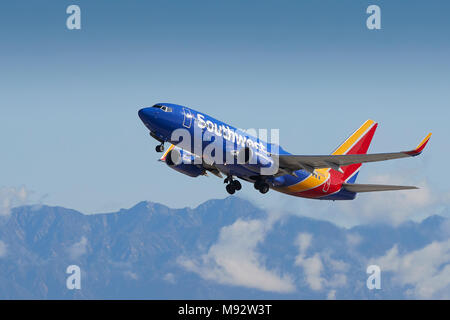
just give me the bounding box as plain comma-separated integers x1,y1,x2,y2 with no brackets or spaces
138,107,155,123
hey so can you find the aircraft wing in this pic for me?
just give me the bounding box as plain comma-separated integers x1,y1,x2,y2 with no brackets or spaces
277,133,431,174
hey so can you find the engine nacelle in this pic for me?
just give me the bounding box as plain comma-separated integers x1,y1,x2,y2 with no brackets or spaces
236,146,274,173
165,147,205,178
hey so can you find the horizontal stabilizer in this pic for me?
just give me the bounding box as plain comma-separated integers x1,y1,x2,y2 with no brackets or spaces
342,183,418,193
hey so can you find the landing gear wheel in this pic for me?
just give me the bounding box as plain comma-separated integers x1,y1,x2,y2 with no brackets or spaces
254,180,262,190
224,176,241,194
226,184,236,195
258,183,270,194
232,180,242,191
155,144,165,153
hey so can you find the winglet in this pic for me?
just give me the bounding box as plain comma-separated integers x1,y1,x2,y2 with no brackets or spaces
406,133,432,156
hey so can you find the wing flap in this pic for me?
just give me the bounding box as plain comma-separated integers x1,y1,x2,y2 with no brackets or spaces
342,183,418,193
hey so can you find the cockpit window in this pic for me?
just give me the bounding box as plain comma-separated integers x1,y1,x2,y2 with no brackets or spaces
152,104,172,112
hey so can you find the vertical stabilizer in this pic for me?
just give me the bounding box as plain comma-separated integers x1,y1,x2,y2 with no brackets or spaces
331,120,378,182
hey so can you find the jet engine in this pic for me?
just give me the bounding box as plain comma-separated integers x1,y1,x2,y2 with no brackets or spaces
165,147,205,178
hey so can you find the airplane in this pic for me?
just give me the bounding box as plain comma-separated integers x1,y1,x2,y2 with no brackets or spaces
138,103,431,200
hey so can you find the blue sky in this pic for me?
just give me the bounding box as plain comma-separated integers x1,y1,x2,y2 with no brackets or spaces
1,1,449,222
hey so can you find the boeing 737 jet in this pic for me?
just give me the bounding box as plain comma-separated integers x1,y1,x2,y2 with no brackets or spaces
138,103,431,200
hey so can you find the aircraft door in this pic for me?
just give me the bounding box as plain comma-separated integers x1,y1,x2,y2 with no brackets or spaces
183,107,193,128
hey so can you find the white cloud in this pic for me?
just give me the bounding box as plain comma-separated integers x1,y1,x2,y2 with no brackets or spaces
295,233,349,294
124,271,139,280
295,233,324,290
0,186,29,216
372,240,450,299
178,213,296,293
68,236,88,260
328,273,347,287
346,233,363,247
163,273,176,284
296,233,312,254
0,240,7,258
325,254,349,273
296,253,324,290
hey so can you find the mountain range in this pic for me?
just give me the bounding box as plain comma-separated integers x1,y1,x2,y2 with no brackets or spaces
0,197,449,299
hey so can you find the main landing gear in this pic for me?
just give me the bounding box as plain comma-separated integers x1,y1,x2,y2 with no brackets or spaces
224,176,242,195
254,179,270,194
155,143,165,153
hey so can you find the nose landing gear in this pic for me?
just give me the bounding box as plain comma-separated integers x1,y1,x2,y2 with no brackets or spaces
149,132,165,153
224,176,242,195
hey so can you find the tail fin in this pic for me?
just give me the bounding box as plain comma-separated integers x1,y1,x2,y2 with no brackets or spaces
331,120,378,183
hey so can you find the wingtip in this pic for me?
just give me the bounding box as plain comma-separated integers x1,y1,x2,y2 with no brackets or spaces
406,133,432,156
416,133,432,153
